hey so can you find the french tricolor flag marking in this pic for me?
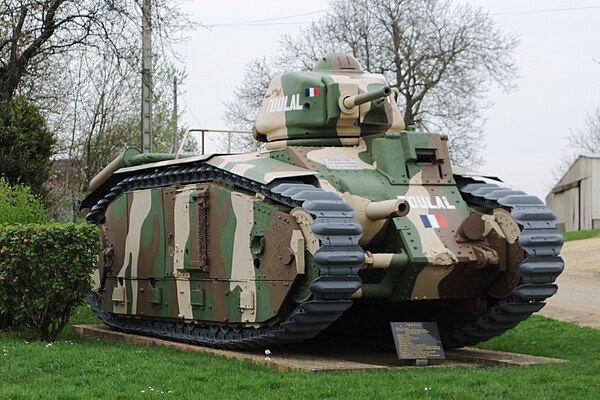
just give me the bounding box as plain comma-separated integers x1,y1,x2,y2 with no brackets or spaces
305,87,319,97
420,214,448,229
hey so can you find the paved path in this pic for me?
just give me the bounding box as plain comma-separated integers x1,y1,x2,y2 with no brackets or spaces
539,236,600,329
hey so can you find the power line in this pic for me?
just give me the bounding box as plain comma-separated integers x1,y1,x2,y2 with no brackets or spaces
180,93,202,127
202,5,600,29
208,21,313,27
492,5,600,16
205,9,327,27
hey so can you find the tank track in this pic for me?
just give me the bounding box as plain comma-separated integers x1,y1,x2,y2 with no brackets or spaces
440,178,564,348
85,163,364,349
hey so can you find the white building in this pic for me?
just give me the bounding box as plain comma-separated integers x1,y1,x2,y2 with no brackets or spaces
546,154,600,232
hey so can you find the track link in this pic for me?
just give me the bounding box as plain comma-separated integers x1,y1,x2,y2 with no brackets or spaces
440,178,564,348
86,163,363,349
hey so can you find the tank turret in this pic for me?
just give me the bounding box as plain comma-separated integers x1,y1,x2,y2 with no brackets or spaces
254,53,405,147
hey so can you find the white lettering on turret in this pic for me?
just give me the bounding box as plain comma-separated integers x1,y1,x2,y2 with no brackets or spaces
283,95,291,111
267,94,303,113
397,195,456,210
281,96,289,111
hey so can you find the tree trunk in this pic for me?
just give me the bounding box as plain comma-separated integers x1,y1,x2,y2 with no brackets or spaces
403,97,415,127
0,70,20,102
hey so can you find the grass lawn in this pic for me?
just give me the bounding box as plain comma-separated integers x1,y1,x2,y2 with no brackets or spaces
1,307,600,399
563,229,600,242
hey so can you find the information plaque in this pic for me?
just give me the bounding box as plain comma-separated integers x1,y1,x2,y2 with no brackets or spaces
390,322,445,365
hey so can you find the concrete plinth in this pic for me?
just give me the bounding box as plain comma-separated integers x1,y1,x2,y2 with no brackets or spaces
72,325,567,372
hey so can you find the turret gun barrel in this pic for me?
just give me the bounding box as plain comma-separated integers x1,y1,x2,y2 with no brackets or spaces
342,85,392,109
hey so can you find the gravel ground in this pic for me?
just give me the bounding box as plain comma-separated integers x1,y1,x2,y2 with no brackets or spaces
539,236,600,329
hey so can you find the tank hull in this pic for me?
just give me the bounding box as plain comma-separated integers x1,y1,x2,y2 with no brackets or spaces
83,131,563,349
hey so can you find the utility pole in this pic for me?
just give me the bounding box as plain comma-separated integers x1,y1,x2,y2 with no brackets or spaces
141,0,153,153
172,76,178,153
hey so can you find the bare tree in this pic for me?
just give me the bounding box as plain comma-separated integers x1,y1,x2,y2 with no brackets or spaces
149,65,195,154
219,58,273,152
0,0,190,102
0,0,125,101
69,54,193,192
223,58,274,131
0,1,193,219
224,0,519,167
42,51,194,222
568,108,600,155
551,107,600,183
79,53,139,189
0,0,192,168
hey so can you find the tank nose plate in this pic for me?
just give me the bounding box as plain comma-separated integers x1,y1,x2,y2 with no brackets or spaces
442,181,564,348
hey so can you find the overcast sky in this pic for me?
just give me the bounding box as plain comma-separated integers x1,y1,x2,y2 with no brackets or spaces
172,0,600,200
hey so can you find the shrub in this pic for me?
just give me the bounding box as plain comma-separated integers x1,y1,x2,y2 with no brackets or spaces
0,224,99,340
0,177,48,224
0,96,55,195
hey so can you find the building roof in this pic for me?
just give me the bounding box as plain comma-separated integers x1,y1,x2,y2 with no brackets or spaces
547,153,600,196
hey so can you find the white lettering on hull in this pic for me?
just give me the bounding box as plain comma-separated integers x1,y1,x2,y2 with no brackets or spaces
397,195,457,210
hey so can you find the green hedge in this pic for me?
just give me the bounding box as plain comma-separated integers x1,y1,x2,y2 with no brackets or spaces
0,224,99,341
0,177,47,224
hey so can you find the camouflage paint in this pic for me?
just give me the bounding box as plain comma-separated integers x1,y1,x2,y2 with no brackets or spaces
90,53,527,334
100,181,305,325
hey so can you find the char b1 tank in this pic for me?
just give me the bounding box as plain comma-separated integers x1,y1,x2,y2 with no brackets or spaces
82,53,564,349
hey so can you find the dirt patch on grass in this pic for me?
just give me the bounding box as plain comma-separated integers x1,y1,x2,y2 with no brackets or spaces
539,237,600,329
